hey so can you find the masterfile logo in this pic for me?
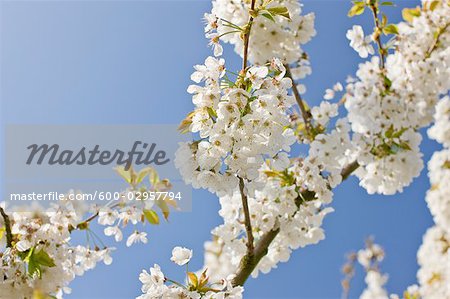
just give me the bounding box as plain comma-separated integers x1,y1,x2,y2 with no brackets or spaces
4,124,192,210
26,141,170,170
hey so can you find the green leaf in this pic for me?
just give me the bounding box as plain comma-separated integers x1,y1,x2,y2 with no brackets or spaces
383,24,399,35
154,179,172,192
442,160,450,169
188,272,198,288
135,167,151,185
178,110,195,134
148,168,160,186
385,124,394,138
381,1,395,6
34,249,56,268
157,200,170,221
392,127,408,138
382,13,388,27
23,247,56,278
207,107,217,118
22,246,35,262
383,75,392,89
18,248,31,261
398,142,412,151
261,11,276,22
198,269,209,289
263,170,281,178
267,6,291,20
428,0,440,11
348,2,365,17
33,290,56,299
402,7,421,23
115,166,132,184
28,258,41,278
143,209,160,225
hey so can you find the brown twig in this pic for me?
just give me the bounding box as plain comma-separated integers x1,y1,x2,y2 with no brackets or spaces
369,3,386,69
341,252,357,299
242,0,257,71
239,177,254,255
426,23,449,59
0,206,13,247
232,225,279,286
341,160,359,181
232,160,360,286
284,64,312,135
78,212,99,227
231,0,258,285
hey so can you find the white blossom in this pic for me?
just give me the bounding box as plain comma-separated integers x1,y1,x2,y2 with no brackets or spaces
170,246,193,266
126,231,148,247
346,25,375,58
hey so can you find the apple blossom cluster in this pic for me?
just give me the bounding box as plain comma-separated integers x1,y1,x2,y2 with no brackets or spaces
175,56,297,196
360,271,389,299
156,0,450,298
176,0,365,280
428,96,450,148
200,120,354,281
345,240,420,299
387,1,450,129
425,97,450,234
342,3,450,296
202,162,334,280
417,226,450,299
356,241,389,299
206,0,316,80
0,199,110,298
344,0,450,195
2,0,450,297
351,99,450,298
415,95,450,298
289,90,342,143
0,167,174,298
172,1,450,297
136,246,244,299
341,244,384,299
353,32,450,299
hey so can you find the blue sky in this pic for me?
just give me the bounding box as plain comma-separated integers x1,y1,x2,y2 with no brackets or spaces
0,0,438,298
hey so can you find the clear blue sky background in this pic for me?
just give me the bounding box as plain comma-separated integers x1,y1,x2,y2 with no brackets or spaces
0,0,438,298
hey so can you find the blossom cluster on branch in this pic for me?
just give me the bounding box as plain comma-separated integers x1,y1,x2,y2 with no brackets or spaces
0,167,175,298
137,246,244,299
341,2,450,297
1,0,449,298
416,94,450,298
344,2,450,298
174,0,450,296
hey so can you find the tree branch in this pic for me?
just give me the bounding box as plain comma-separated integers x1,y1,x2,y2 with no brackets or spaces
239,177,255,255
231,0,449,289
0,206,13,247
242,0,256,71
426,23,449,58
232,160,360,286
368,3,386,69
75,212,99,230
341,160,359,181
232,0,361,288
284,64,312,136
231,0,258,285
232,225,279,286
